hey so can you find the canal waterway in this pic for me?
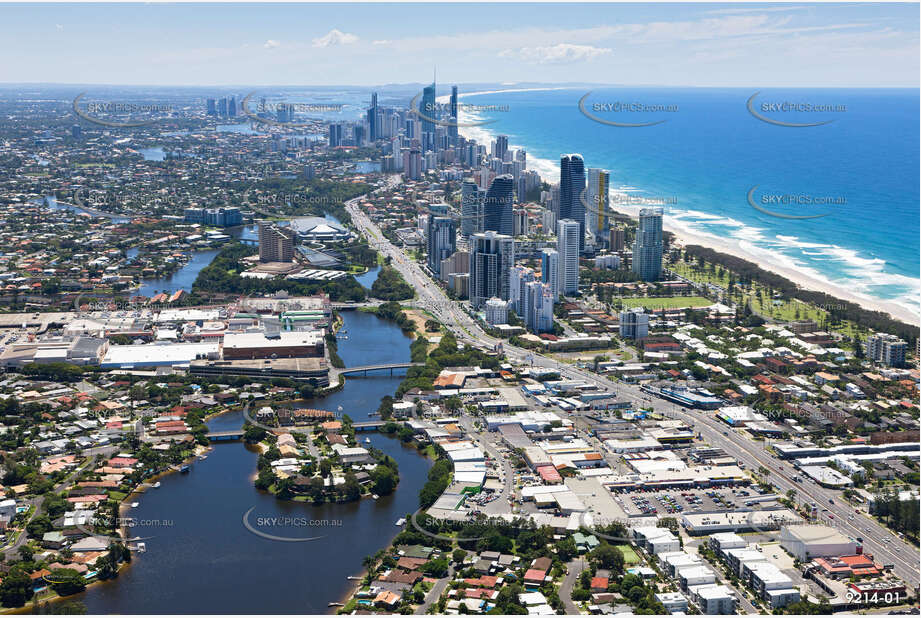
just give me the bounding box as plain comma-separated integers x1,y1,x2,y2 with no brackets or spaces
76,310,426,613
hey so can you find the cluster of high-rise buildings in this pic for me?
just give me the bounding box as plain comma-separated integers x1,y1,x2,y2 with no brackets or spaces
379,84,665,334
183,206,243,228
206,96,238,118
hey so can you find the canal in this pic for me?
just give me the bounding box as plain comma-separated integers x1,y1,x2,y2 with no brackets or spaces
76,309,427,614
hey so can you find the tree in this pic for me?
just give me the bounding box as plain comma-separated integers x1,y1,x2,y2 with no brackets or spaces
48,569,86,597
556,536,577,561
0,568,33,607
371,465,397,496
590,544,625,572
422,557,449,578
452,548,467,564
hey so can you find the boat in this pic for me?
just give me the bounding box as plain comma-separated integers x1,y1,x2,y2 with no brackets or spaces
199,455,208,461
395,518,406,526
130,502,139,508
364,437,371,444
371,494,379,500
152,482,161,488
179,464,190,474
328,603,344,608
136,542,146,553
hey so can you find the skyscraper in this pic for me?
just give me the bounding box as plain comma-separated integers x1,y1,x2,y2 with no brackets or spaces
228,96,237,117
420,82,436,151
206,98,216,116
540,248,560,300
426,216,456,276
619,308,649,339
461,179,484,236
632,207,663,281
367,92,379,141
258,221,295,263
610,227,625,252
557,219,580,296
587,168,610,244
495,135,509,161
483,174,514,236
523,280,555,333
560,154,586,251
328,123,343,148
449,85,459,141
509,265,535,316
469,231,514,309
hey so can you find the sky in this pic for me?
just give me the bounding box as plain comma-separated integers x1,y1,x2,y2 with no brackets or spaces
1,3,918,87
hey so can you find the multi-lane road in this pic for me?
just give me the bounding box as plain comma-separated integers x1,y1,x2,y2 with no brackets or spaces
345,185,920,591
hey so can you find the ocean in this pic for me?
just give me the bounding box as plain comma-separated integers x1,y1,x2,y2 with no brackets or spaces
454,87,919,321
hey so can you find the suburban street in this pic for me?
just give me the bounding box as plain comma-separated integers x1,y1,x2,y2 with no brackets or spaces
346,185,920,591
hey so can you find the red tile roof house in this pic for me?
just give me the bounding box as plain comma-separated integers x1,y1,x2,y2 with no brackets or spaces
523,569,548,586
590,576,609,592
108,457,138,467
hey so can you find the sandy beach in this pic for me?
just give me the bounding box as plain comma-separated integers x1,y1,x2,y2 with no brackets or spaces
449,91,918,327
666,219,918,325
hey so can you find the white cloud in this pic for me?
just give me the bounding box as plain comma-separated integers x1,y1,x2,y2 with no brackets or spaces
372,40,392,46
312,29,359,48
263,39,280,49
55,24,63,31
500,43,612,64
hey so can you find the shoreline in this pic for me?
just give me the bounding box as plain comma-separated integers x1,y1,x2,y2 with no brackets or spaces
613,201,919,326
450,93,918,327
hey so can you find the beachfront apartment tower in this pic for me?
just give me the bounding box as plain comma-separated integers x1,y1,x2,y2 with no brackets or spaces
449,85,459,141
557,219,581,296
866,333,908,367
469,231,515,309
587,168,610,245
632,207,663,281
482,174,515,236
560,154,586,252
461,179,484,236
420,82,436,151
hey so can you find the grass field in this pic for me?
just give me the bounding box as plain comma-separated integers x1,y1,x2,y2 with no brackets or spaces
616,544,641,565
619,295,712,310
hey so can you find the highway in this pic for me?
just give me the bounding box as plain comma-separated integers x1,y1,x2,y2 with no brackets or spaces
344,183,920,591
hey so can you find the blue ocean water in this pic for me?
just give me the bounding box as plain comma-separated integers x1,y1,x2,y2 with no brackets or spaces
458,87,919,319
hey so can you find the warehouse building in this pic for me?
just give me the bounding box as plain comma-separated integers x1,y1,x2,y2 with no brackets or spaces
222,331,324,359
779,524,859,561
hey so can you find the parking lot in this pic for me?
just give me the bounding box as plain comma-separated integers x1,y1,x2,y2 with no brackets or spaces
613,487,764,517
